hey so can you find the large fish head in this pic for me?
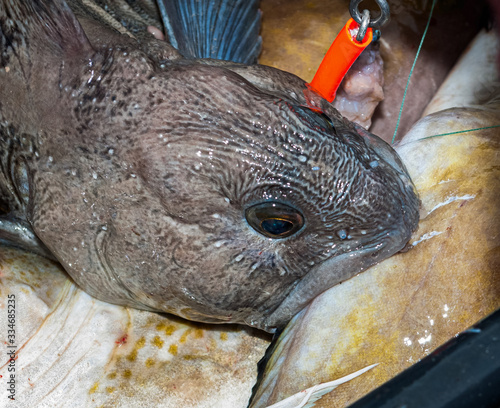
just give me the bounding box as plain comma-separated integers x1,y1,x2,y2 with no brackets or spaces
58,58,418,332
1,0,419,332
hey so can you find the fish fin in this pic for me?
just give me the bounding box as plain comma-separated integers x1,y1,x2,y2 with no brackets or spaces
157,0,262,63
264,364,379,408
0,0,93,64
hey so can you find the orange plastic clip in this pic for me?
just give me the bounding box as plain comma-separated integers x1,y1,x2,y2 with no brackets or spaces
307,18,373,103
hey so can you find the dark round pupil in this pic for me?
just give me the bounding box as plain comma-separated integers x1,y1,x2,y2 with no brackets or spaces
245,202,304,239
261,218,293,236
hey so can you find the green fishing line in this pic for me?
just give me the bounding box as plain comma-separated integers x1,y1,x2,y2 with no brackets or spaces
391,0,437,144
407,125,500,144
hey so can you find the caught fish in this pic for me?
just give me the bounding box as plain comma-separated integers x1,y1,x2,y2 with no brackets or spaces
0,0,419,333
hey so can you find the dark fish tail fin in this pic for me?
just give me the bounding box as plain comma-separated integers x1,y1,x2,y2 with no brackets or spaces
0,0,93,68
157,0,262,64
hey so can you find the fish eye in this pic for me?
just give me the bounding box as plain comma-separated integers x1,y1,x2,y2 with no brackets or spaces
245,202,304,239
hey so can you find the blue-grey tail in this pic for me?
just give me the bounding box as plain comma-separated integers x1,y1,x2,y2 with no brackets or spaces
157,0,262,64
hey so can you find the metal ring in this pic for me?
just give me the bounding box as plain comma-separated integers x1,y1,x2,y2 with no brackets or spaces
350,0,390,28
356,9,370,42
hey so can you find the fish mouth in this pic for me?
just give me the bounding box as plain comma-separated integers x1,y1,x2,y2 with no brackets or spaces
260,228,411,332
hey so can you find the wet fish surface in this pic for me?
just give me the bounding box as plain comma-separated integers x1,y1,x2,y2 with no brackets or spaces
0,0,419,332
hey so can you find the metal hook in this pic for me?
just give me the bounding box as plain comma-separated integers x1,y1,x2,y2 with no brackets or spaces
350,0,390,29
356,9,370,42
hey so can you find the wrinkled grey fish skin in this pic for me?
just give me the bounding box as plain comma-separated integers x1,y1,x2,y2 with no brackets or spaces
0,0,419,332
